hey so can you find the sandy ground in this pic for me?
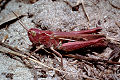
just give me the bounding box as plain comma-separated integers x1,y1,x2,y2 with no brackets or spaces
0,0,120,80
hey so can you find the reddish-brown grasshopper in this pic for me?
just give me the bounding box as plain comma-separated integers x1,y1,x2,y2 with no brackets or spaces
12,11,108,67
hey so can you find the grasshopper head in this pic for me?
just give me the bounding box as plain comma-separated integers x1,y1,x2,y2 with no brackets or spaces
28,28,55,47
28,28,41,45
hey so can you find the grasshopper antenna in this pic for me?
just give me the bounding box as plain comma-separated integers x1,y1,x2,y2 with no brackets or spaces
12,11,29,31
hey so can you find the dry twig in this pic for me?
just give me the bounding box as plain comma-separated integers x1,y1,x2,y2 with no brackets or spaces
108,1,120,9
2,34,8,43
0,41,63,72
0,41,100,79
81,0,90,22
64,54,120,65
64,0,90,29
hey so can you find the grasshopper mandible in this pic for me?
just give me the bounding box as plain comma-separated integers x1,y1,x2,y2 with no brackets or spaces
12,11,108,67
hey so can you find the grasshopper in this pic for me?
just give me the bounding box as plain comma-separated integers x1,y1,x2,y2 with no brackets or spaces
12,11,108,67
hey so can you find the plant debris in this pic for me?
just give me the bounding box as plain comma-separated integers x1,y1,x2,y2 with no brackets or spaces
2,34,8,43
0,0,120,80
0,10,25,26
109,0,120,9
1,72,14,79
108,42,120,62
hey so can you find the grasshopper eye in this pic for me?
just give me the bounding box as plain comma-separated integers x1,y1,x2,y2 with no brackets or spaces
29,31,36,36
